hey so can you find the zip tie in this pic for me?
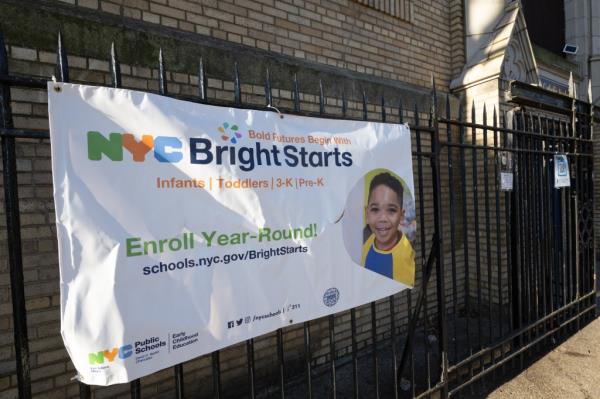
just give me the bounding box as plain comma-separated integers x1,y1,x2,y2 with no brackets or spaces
51,75,61,92
267,104,284,119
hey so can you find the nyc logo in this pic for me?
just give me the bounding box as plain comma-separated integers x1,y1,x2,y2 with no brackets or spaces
88,344,133,365
218,122,242,144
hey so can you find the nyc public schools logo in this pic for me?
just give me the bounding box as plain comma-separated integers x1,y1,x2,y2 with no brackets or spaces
88,344,133,365
218,122,242,144
88,337,166,365
323,287,340,307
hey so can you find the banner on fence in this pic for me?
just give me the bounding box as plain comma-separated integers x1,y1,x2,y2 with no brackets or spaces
48,83,417,385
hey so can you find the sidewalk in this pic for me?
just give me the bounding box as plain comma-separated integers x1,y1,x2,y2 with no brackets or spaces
489,309,600,399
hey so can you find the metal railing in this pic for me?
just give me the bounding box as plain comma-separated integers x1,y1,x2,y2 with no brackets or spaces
0,30,596,399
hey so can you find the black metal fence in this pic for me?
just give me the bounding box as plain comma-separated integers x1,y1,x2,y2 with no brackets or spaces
0,30,596,399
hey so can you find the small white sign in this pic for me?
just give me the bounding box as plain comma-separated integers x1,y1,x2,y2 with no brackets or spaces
500,172,513,191
554,154,570,188
499,151,513,191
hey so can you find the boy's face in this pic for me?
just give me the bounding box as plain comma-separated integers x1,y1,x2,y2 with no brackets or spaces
366,184,404,249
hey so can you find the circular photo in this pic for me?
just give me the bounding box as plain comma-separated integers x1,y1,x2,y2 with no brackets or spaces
342,169,416,287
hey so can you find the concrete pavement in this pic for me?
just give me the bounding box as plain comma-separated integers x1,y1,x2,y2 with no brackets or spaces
488,314,600,399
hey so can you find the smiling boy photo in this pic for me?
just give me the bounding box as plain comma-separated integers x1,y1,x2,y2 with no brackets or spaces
361,172,415,286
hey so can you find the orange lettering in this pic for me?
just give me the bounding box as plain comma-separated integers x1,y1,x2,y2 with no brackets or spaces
123,134,153,162
103,348,119,362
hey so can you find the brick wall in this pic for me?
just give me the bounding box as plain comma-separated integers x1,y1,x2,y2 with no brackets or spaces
52,0,453,88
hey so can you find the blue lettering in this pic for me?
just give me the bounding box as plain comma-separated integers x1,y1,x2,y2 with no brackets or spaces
154,137,183,163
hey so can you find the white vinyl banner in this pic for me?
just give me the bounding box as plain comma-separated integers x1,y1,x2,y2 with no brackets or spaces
48,83,417,385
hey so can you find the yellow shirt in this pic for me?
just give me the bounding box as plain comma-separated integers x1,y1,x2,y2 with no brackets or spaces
361,233,415,286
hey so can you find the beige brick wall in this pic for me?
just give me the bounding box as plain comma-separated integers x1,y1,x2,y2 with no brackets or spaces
54,0,454,89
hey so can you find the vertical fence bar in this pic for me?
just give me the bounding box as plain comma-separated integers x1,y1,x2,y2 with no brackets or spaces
198,57,207,102
542,118,553,323
292,73,300,113
130,380,141,399
430,78,448,397
277,328,285,399
524,111,534,352
343,90,359,399
587,96,595,309
175,364,184,399
363,89,380,399
414,101,431,392
110,43,142,399
445,95,459,365
234,62,241,106
56,31,69,82
296,78,311,399
157,49,185,399
212,351,221,399
158,48,167,95
502,111,514,375
492,107,503,374
303,321,312,399
362,90,368,121
350,308,359,399
515,111,525,368
399,98,415,398
265,68,272,106
571,97,581,332
56,32,91,399
389,295,398,399
471,103,483,355
110,42,121,89
482,105,493,353
537,116,548,333
0,29,32,399
459,102,473,382
246,339,256,399
532,114,540,345
381,93,398,399
328,315,336,399
320,80,337,399
319,80,325,115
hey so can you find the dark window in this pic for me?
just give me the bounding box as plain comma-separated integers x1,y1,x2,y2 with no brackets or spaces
521,0,565,56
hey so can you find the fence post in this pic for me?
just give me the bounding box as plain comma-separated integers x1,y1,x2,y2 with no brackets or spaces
0,29,32,399
588,80,596,306
55,30,92,399
430,76,448,397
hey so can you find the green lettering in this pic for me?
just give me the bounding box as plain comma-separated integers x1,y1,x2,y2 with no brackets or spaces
144,240,157,255
229,233,241,245
258,228,271,242
202,231,216,247
158,239,168,252
88,352,104,365
217,234,229,246
87,131,123,161
126,237,142,257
